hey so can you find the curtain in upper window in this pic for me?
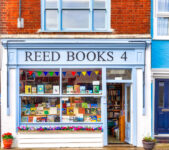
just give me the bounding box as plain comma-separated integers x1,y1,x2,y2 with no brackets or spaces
157,0,169,35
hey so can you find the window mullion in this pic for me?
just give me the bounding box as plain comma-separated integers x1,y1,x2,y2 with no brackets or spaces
89,0,93,31
58,0,62,31
60,68,62,122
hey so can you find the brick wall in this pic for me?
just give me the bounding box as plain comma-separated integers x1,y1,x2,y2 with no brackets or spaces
0,0,150,34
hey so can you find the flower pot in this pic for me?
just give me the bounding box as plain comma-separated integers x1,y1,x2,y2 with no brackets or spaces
3,139,13,149
142,140,155,150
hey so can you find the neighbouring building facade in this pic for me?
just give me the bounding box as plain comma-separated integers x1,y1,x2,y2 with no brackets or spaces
0,0,151,148
151,0,169,142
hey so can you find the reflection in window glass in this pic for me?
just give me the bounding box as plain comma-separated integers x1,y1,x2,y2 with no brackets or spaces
106,69,132,80
158,0,169,12
94,10,106,29
20,69,60,94
62,10,89,29
62,0,89,8
21,97,60,123
159,82,164,107
62,97,101,122
46,0,58,8
62,69,102,95
46,10,58,30
157,17,169,36
94,0,106,8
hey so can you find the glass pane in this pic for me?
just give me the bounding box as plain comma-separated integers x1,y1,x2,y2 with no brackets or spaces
62,68,102,95
21,97,60,123
94,0,106,8
62,10,89,29
62,0,89,8
94,10,106,29
20,69,60,94
106,69,132,80
158,0,169,12
62,97,101,122
46,0,58,8
127,86,130,123
157,17,169,36
159,82,164,107
46,10,58,30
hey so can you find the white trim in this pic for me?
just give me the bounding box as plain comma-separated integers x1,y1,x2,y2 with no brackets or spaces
154,0,169,39
0,34,151,39
152,69,169,78
154,134,169,137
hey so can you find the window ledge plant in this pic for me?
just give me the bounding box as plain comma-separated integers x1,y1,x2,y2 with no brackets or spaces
17,126,103,133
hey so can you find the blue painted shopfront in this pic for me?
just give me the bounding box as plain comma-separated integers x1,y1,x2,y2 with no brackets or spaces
2,39,147,146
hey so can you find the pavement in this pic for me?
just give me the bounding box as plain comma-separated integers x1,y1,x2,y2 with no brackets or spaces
1,144,169,150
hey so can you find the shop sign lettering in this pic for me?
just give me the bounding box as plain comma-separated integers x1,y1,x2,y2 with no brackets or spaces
25,51,128,62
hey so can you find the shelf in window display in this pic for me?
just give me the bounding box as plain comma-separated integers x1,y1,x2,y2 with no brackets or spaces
22,114,60,116
19,94,102,97
107,109,120,112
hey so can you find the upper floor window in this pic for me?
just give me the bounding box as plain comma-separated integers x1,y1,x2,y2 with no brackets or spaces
42,0,110,32
155,0,169,37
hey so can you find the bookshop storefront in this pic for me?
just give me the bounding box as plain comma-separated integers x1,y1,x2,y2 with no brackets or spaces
1,39,151,148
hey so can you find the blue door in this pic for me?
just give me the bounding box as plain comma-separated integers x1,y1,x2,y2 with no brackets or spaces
155,79,169,134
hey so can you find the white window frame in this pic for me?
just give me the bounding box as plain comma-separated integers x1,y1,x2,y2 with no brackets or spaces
154,0,169,39
41,0,111,32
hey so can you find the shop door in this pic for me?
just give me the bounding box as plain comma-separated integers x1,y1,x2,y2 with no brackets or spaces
155,79,169,134
125,84,131,143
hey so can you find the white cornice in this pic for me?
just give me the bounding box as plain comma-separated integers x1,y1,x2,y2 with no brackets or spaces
0,34,151,39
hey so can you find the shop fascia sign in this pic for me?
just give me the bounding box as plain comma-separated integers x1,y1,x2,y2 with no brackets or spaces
25,50,128,62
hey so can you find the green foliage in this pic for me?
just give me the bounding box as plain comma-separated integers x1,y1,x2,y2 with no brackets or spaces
143,136,156,142
2,133,14,140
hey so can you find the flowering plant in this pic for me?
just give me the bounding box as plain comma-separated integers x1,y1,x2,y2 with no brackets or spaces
2,133,14,140
18,126,103,132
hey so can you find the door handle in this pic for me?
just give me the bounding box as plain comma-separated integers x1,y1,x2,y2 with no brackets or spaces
162,109,169,112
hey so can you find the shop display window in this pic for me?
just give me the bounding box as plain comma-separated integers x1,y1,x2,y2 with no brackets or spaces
21,97,60,123
106,69,131,80
20,69,60,94
62,97,101,122
19,68,102,124
62,69,102,95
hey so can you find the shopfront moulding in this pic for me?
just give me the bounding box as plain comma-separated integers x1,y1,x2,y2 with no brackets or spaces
1,39,150,146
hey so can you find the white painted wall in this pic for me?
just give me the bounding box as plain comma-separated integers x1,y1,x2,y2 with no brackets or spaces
18,133,103,148
136,43,151,147
1,47,17,148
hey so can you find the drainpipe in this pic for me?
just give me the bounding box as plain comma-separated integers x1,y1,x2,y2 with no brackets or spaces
17,0,24,28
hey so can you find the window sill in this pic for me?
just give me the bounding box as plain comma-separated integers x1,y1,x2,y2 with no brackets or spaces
153,36,169,40
38,29,113,33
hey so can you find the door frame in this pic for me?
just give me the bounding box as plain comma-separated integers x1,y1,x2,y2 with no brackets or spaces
125,83,131,143
155,79,169,134
106,82,132,144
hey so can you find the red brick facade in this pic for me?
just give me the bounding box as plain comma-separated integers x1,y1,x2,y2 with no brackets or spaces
0,0,150,34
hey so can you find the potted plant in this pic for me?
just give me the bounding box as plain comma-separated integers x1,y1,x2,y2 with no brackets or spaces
2,132,14,149
142,136,156,150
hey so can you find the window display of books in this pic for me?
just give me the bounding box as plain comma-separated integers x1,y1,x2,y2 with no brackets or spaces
24,85,60,95
64,85,101,95
62,97,101,123
21,98,60,123
20,69,102,125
